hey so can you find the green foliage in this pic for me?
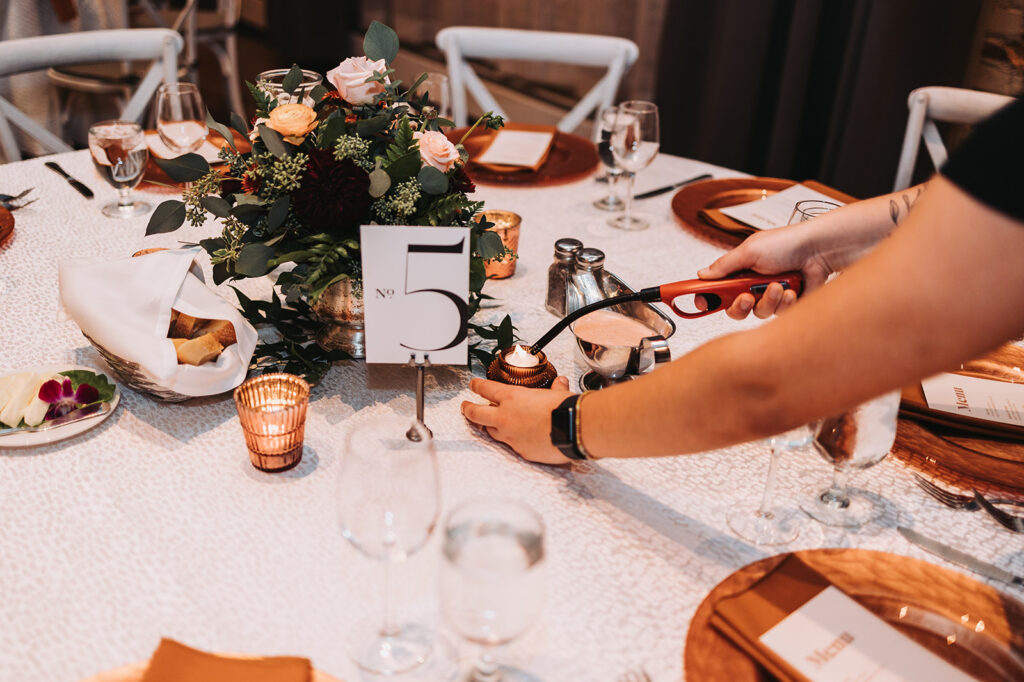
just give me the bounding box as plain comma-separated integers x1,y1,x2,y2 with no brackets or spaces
363,20,399,64
154,154,210,182
258,125,288,158
146,200,186,235
206,110,236,151
468,315,518,370
59,370,117,404
282,64,303,95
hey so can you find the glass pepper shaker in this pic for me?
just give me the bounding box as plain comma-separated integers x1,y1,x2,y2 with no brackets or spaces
567,247,607,314
546,238,583,316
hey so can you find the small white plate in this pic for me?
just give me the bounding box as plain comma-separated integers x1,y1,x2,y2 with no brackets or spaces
0,365,120,448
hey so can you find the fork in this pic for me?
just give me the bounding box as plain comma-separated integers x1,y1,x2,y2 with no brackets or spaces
618,671,651,682
974,490,1024,533
913,474,1024,511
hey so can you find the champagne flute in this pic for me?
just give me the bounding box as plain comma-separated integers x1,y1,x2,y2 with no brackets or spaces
593,104,625,211
441,499,545,682
156,82,209,155
801,390,901,528
337,415,440,675
608,100,659,230
727,425,814,545
88,120,150,218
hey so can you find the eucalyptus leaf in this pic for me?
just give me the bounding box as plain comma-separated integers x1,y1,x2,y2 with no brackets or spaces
200,195,232,218
199,237,226,253
205,110,236,150
497,315,515,348
229,111,250,137
478,230,505,260
320,116,347,148
258,124,288,158
310,84,328,102
356,115,389,138
145,200,186,235
469,257,486,291
282,64,303,96
230,203,266,226
417,165,448,195
267,195,290,229
385,149,421,181
236,242,277,277
153,154,210,182
363,20,399,64
212,261,233,285
368,169,391,198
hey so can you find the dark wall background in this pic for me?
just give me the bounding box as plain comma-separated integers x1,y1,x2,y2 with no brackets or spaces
655,0,984,197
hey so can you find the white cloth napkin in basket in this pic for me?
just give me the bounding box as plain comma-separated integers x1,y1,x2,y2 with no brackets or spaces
59,248,257,397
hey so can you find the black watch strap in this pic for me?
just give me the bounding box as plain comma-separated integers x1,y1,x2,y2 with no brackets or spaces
550,394,590,460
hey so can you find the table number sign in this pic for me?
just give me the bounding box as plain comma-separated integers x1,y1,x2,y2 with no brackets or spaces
360,225,470,365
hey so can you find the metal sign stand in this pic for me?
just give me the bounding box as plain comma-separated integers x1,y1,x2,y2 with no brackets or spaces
406,353,432,441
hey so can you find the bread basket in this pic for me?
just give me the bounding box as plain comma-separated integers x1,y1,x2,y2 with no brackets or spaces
84,333,192,402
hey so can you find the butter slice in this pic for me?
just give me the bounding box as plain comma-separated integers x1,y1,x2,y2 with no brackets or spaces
0,373,44,427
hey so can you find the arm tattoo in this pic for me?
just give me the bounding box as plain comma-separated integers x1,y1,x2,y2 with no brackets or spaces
888,186,925,225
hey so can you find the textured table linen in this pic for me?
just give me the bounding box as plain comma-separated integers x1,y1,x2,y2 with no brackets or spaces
1,151,1021,682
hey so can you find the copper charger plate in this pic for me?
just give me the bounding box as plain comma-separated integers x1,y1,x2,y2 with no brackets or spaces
0,206,12,248
685,548,1024,682
447,124,599,187
81,659,342,681
670,177,857,247
894,344,1024,495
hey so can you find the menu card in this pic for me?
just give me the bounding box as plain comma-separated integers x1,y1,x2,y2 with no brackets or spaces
921,372,1024,427
719,184,844,230
711,556,971,682
476,129,555,169
146,133,223,163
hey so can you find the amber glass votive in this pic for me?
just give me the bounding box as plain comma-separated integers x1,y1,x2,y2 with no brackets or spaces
487,346,557,388
476,210,521,279
233,373,310,472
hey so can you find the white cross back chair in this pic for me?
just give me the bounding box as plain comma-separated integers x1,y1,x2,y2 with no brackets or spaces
435,26,639,133
893,85,1014,191
0,28,183,162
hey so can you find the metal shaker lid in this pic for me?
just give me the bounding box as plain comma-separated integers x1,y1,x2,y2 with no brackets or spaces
575,247,605,271
554,238,584,260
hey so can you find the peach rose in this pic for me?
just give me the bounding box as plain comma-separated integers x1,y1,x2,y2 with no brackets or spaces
414,131,459,172
326,56,389,105
266,103,317,144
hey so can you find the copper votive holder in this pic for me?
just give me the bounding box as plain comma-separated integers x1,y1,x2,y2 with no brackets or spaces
233,373,310,472
477,210,521,279
487,347,558,388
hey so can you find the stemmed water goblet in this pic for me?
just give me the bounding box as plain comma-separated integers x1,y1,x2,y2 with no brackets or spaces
88,120,150,218
608,100,659,230
801,390,901,528
441,499,545,682
593,104,625,211
155,82,209,155
337,414,440,675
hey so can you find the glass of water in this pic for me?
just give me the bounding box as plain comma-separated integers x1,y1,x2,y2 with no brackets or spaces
593,104,625,211
441,499,545,682
88,120,150,218
608,100,660,230
156,82,209,155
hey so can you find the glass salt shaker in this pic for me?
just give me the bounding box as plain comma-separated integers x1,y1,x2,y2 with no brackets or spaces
546,238,583,316
567,247,607,314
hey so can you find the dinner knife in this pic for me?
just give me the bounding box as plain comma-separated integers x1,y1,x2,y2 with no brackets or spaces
44,161,94,199
0,401,110,437
898,526,1024,588
634,173,712,200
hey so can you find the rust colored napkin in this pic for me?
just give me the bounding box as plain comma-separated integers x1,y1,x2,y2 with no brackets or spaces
141,638,311,682
50,0,78,22
709,555,833,682
473,122,557,173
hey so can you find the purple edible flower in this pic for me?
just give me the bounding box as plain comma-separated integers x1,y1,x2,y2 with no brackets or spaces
38,379,99,420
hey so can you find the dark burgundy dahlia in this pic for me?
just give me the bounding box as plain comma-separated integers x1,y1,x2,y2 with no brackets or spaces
291,149,371,233
450,166,476,194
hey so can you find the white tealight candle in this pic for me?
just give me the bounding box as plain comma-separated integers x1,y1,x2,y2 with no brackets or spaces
505,344,540,368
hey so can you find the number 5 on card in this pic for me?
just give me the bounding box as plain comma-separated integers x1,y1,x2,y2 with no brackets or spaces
360,225,470,365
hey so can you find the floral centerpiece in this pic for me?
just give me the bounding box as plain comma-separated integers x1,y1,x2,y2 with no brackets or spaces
147,22,516,382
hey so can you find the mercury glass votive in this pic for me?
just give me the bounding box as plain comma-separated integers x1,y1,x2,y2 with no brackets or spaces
233,373,310,472
477,210,522,279
487,345,558,388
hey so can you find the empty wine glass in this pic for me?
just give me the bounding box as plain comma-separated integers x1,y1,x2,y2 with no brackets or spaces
789,199,841,224
801,390,901,528
156,82,208,155
593,104,625,211
441,499,545,682
727,425,814,545
88,120,150,218
337,414,440,675
608,100,659,230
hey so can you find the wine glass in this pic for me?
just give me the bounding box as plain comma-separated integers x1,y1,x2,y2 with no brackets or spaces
418,72,452,121
789,199,841,224
337,414,440,675
608,100,659,230
156,82,209,155
593,104,625,211
88,120,150,218
441,499,545,682
801,390,901,528
727,425,814,545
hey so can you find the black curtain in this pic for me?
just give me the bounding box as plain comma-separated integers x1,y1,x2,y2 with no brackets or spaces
655,0,984,198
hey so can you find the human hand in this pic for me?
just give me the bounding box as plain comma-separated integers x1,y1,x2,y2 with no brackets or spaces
697,226,831,319
462,376,573,465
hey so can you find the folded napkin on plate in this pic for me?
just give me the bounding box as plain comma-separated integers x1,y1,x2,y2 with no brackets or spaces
473,122,557,172
142,638,311,682
59,248,257,397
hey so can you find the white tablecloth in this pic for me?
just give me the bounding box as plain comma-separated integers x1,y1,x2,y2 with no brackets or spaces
1,151,1021,681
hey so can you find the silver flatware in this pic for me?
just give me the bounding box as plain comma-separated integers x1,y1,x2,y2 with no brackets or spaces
898,526,1024,588
44,161,94,199
634,173,712,199
974,490,1024,533
0,401,111,436
913,474,1024,511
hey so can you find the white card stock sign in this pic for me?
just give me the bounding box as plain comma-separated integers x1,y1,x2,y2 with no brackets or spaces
360,225,470,365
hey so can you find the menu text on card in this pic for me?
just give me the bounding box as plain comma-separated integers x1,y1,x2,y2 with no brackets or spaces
360,225,470,365
921,372,1024,426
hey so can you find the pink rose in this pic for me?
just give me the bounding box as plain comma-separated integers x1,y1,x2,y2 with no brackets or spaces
326,56,389,105
414,131,459,172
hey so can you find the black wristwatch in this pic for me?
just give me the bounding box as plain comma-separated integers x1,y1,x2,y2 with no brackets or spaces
550,394,591,461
